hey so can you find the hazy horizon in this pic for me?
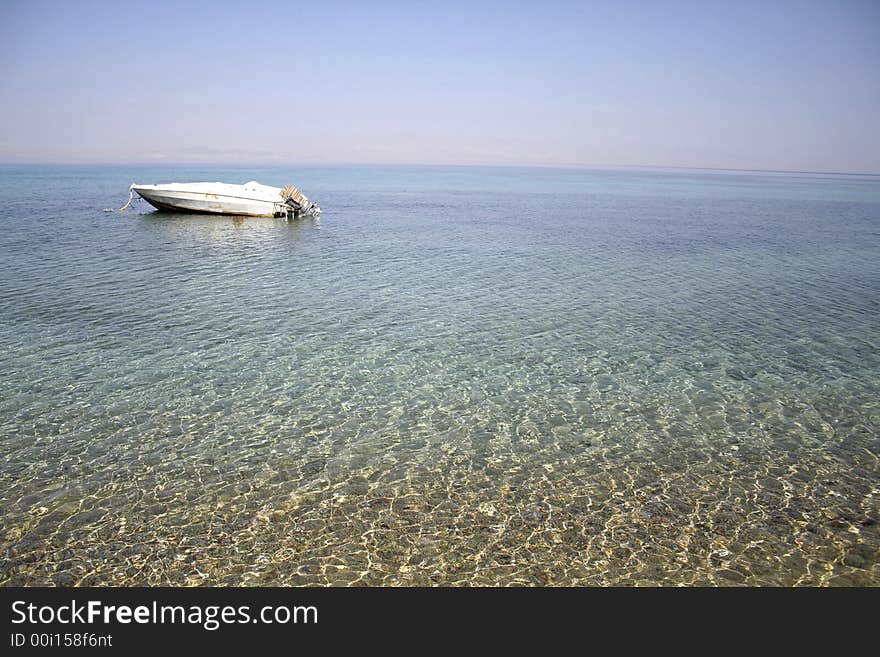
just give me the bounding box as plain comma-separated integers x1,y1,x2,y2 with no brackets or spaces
4,161,880,178
2,0,879,173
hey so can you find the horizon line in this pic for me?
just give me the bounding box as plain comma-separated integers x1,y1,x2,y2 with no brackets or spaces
0,160,879,177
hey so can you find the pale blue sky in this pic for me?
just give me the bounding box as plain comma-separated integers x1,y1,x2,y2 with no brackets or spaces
1,0,878,171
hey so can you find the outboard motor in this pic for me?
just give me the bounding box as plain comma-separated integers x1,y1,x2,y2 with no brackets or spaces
280,184,320,218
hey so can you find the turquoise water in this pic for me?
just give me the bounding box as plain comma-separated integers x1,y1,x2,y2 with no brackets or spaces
1,164,878,586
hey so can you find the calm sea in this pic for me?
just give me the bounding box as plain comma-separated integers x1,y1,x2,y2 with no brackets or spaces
1,164,878,585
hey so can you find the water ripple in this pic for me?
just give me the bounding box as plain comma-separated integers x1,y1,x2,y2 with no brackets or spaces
0,165,878,585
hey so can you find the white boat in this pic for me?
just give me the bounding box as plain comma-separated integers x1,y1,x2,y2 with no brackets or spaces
128,181,320,217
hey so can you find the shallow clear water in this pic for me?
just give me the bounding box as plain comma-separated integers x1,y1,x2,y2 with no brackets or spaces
1,164,878,586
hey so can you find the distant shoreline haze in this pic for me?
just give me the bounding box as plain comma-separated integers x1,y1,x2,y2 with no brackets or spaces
1,161,879,178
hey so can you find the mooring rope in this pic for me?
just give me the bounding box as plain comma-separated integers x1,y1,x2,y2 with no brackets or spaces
103,185,135,212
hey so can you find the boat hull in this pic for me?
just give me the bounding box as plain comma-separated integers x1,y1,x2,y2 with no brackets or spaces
132,186,284,217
